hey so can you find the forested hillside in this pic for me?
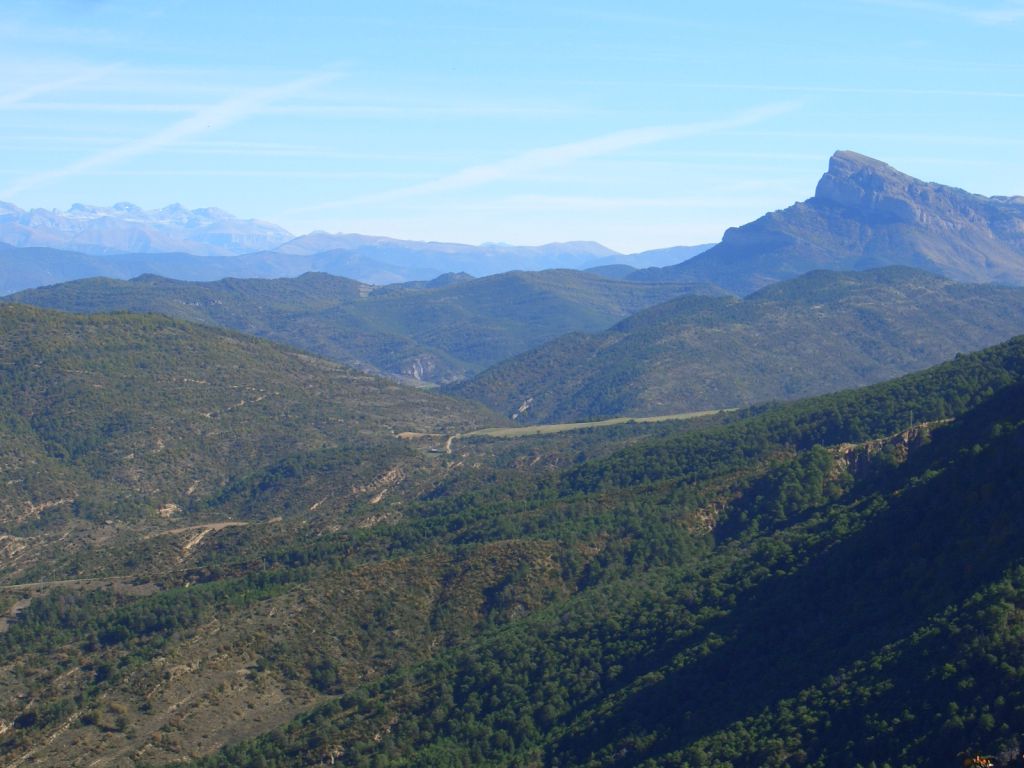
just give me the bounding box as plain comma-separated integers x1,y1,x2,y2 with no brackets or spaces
7,269,719,383
189,336,1024,767
2,310,1024,766
452,267,1024,423
0,303,494,584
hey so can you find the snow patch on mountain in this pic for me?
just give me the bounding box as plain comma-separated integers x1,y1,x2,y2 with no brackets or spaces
0,201,293,257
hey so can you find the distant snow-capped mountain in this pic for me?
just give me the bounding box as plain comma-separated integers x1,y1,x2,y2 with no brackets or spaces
1,199,719,293
0,201,293,257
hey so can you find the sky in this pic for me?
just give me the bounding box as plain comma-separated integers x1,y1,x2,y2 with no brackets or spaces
1,0,1022,253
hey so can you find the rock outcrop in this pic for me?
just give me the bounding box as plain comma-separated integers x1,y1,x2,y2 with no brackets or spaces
630,151,1024,294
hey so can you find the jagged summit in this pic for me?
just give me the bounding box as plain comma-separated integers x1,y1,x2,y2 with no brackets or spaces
0,201,293,257
827,149,903,176
815,150,920,216
819,150,917,207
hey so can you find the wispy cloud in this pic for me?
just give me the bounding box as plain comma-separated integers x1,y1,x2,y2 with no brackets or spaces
0,71,338,198
743,129,1024,147
4,101,200,113
546,6,705,29
5,100,582,119
0,19,121,46
59,168,419,181
0,136,471,163
300,102,798,213
0,64,120,108
456,193,793,213
858,0,1024,25
675,82,1024,99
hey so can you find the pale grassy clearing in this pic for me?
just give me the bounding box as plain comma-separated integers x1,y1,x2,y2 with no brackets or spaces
399,408,734,453
461,408,733,439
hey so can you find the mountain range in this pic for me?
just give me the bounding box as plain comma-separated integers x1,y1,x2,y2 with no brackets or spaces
270,232,632,282
5,151,1023,298
9,150,1024,399
0,201,714,292
0,201,293,257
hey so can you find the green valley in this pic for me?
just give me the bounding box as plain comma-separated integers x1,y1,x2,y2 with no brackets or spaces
6,269,719,384
2,298,1024,766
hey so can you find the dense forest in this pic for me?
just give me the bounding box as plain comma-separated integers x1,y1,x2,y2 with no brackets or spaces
2,307,1023,765
185,337,1024,767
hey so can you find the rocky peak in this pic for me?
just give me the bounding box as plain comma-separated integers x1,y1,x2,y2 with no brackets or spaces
644,150,1024,294
67,203,101,217
828,149,904,176
814,150,922,223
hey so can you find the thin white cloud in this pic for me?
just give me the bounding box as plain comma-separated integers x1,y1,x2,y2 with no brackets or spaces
0,64,120,108
300,102,798,213
0,72,338,198
4,101,200,113
60,169,420,181
858,0,1024,24
545,6,705,28
0,19,121,47
6,100,582,119
0,136,471,163
743,129,1024,147
676,82,1024,99
457,193,793,213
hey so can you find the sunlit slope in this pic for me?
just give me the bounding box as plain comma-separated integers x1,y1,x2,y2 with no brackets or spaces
8,269,721,383
193,335,1024,767
451,267,1024,423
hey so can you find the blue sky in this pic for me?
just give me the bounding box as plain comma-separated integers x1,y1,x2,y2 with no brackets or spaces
1,0,1022,252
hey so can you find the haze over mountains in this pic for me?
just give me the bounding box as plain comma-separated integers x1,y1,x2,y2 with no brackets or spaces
270,232,635,283
4,151,1023,300
0,201,712,293
0,201,293,257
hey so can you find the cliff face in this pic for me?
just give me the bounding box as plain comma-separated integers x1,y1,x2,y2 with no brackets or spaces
632,151,1024,295
814,151,922,223
815,151,1024,238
